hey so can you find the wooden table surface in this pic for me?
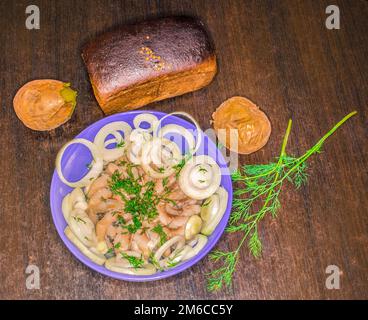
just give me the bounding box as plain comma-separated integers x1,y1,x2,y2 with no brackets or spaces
0,0,367,300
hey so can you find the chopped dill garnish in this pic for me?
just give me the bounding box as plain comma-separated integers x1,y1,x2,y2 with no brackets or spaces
162,177,169,187
166,248,184,268
117,160,127,166
173,154,192,177
201,199,211,207
73,216,86,224
124,216,142,234
149,253,163,271
116,140,125,148
167,259,179,268
152,224,167,245
162,198,177,207
105,247,115,259
216,141,224,150
116,215,126,226
114,242,121,249
109,170,159,233
110,171,141,196
121,252,144,269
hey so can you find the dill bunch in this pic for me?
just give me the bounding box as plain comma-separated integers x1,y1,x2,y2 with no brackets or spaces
207,111,357,291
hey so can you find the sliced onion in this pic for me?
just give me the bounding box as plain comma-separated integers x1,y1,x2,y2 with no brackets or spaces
104,130,124,148
154,112,202,155
56,138,103,188
128,129,152,164
179,155,221,200
161,245,192,269
141,138,182,178
130,128,152,145
185,215,203,240
61,188,87,221
182,234,208,260
70,187,88,210
62,194,72,222
94,121,132,162
154,236,185,263
105,258,156,275
64,227,106,265
201,187,229,236
68,209,97,247
157,124,195,154
133,113,159,133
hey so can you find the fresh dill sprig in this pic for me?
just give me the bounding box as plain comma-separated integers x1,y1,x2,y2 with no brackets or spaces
207,111,357,291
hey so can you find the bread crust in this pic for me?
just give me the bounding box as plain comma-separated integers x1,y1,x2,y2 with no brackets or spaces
82,16,217,114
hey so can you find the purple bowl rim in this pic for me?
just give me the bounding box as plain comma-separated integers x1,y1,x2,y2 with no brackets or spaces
50,110,233,282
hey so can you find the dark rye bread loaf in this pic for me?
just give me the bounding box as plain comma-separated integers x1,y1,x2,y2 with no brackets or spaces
82,16,217,114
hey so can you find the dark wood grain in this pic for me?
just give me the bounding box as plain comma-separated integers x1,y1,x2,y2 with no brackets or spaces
0,0,367,300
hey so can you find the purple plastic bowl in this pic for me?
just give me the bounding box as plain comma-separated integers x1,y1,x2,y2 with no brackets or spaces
50,110,233,281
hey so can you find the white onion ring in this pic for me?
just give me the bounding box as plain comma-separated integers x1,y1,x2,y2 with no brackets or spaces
154,236,185,263
64,227,106,265
61,193,72,222
133,113,159,133
105,258,156,275
128,129,152,164
56,138,103,188
201,187,229,235
70,188,88,210
68,208,97,248
107,251,144,268
103,130,123,148
61,188,87,221
161,245,192,269
94,121,132,162
154,112,202,155
157,124,196,155
179,155,221,200
182,234,208,260
141,138,182,178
